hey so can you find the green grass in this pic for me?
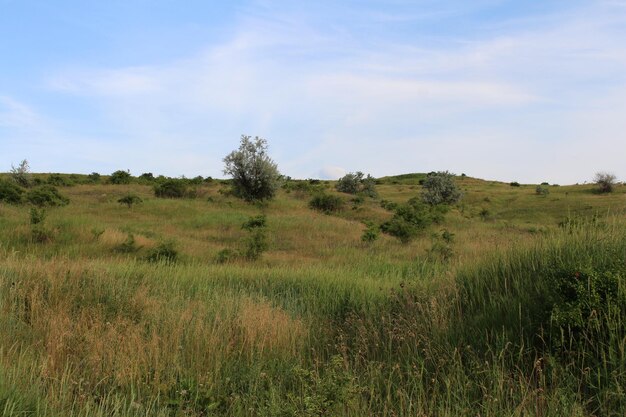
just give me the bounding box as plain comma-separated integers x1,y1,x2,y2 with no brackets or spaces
0,176,625,416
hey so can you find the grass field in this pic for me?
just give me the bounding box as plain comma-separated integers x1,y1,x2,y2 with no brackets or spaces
1,174,625,416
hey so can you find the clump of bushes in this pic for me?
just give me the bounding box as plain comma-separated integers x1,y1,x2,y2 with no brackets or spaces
145,241,178,263
47,174,73,186
241,215,268,260
109,170,132,185
0,179,25,204
154,179,197,199
510,181,521,187
594,172,617,193
421,171,462,205
26,185,70,207
118,194,143,208
309,194,343,214
535,185,549,195
87,172,101,183
381,198,447,243
336,171,377,197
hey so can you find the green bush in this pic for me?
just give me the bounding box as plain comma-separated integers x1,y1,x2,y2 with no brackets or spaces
241,215,268,260
29,207,46,225
109,170,132,184
309,194,343,214
594,172,617,193
47,174,73,186
118,194,143,208
87,172,101,183
336,171,377,197
145,241,178,263
154,179,196,199
380,198,447,243
421,171,462,205
25,185,69,207
509,181,521,187
0,179,24,204
535,185,549,195
361,222,379,243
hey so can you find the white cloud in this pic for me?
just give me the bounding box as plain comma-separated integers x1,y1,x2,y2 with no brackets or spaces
318,166,346,180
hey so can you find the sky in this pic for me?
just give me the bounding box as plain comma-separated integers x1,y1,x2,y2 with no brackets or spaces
1,0,625,184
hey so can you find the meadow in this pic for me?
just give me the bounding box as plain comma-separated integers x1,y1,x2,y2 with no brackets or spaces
1,173,625,416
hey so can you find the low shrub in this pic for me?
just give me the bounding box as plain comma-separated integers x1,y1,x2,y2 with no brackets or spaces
380,198,448,243
309,194,343,214
215,248,236,264
594,172,617,193
114,233,140,253
0,179,24,204
47,174,73,186
25,185,69,207
421,171,462,205
361,222,379,243
118,194,143,208
336,171,378,197
145,241,178,263
154,179,196,199
510,181,521,187
241,215,268,260
109,170,132,184
535,185,549,195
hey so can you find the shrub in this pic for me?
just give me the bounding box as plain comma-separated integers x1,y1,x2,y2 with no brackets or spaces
109,170,132,185
241,215,268,260
381,198,448,243
118,194,143,208
223,135,280,202
25,185,69,207
0,179,24,204
145,241,178,263
594,172,617,193
47,174,73,186
336,171,377,197
154,179,196,199
87,172,101,183
215,248,236,264
309,194,343,214
361,222,379,243
379,199,398,211
114,233,140,253
421,171,462,205
10,159,31,187
29,207,46,225
534,186,547,195
510,181,521,187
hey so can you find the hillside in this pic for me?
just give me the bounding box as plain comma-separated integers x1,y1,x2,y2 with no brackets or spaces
0,173,625,416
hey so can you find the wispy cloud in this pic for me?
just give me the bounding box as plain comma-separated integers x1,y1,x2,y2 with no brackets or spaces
6,0,624,183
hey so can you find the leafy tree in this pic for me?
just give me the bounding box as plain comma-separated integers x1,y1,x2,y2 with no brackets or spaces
109,170,132,185
223,135,280,201
594,172,617,193
421,171,462,205
10,159,31,187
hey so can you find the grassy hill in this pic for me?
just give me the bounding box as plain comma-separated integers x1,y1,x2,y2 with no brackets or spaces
0,173,625,416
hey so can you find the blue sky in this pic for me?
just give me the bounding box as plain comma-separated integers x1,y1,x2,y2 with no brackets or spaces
1,0,625,183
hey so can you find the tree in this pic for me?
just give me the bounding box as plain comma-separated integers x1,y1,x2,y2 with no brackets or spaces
421,171,462,205
223,135,280,201
10,159,31,187
109,170,132,185
594,172,617,193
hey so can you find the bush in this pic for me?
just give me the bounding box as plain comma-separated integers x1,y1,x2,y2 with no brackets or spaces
594,172,617,193
87,172,101,183
47,174,73,186
10,159,31,187
361,222,379,243
509,181,521,187
25,185,69,207
118,194,143,208
241,215,268,260
535,186,547,195
309,194,343,214
114,233,140,253
215,248,236,264
0,179,24,204
223,135,280,202
381,198,447,243
145,241,178,263
154,179,196,199
336,172,377,197
109,170,132,185
29,207,46,225
421,171,462,205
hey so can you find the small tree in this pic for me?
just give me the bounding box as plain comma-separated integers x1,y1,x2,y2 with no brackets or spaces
223,135,280,202
421,171,462,205
10,159,31,187
594,172,617,193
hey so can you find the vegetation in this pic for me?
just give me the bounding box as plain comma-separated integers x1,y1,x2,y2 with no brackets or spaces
10,159,31,187
25,185,70,207
0,179,24,204
154,179,196,199
335,171,377,197
0,170,625,416
223,135,281,201
109,169,132,184
117,194,143,208
594,171,617,193
421,171,462,205
309,193,344,214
